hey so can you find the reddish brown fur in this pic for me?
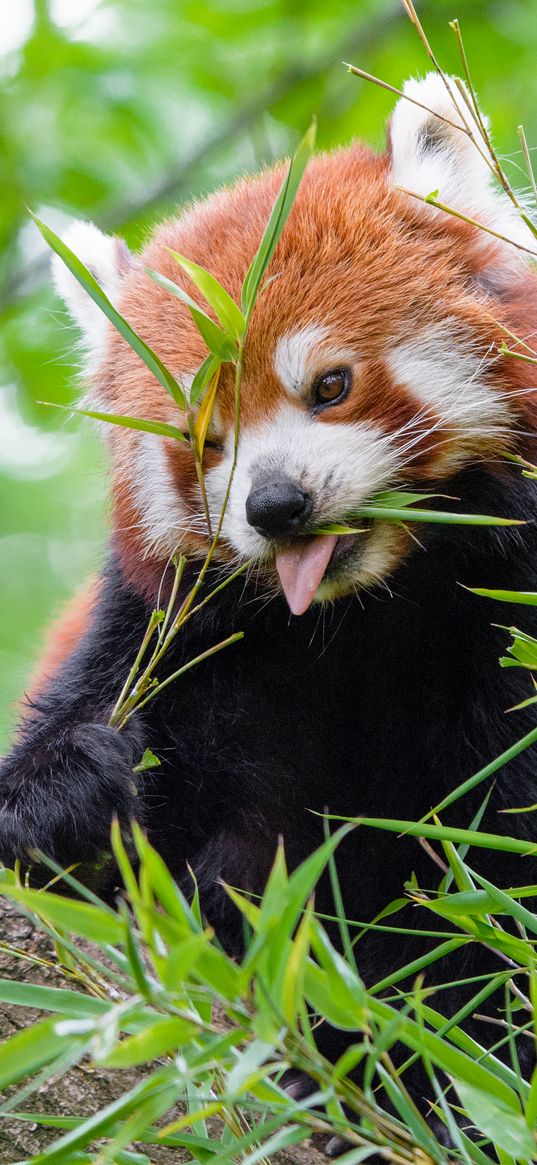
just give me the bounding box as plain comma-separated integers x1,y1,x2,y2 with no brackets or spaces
88,145,537,596
26,578,101,705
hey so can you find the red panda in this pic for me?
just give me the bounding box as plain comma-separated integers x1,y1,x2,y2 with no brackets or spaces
2,74,537,1146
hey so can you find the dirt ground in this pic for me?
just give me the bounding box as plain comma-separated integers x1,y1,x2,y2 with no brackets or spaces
0,900,328,1164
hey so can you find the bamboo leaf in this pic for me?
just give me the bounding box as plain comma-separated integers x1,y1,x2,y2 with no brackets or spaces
0,1016,88,1090
356,507,522,526
469,868,537,936
452,1077,536,1159
32,214,187,410
39,401,189,442
132,748,161,773
373,490,445,508
281,900,312,1026
314,502,523,534
368,995,524,1111
29,1068,178,1163
189,352,221,405
101,1017,198,1068
0,884,124,944
146,268,237,360
314,525,367,535
468,587,537,606
241,119,317,315
166,250,245,338
193,363,221,455
0,981,108,1017
322,815,537,856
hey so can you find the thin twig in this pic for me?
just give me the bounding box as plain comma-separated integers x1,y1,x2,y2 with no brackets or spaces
518,124,537,208
397,186,537,258
344,64,465,133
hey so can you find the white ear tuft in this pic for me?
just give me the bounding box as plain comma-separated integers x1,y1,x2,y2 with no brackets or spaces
51,220,132,366
390,73,532,251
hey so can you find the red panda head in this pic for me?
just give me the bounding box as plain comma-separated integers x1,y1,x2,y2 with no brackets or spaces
53,74,537,611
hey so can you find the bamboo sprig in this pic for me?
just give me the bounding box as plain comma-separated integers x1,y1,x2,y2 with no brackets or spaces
120,632,244,724
518,124,537,209
348,2,537,247
343,64,464,133
449,19,537,242
397,187,537,259
103,122,317,730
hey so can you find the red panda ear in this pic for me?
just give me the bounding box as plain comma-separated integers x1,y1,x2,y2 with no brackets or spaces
51,220,133,369
389,73,533,259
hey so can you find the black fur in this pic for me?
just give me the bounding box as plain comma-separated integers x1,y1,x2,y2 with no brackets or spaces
2,461,537,1133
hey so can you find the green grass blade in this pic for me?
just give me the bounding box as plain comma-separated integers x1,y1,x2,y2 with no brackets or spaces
468,587,537,605
422,722,537,822
323,815,537,855
0,981,108,1017
189,352,221,405
356,507,523,526
166,250,245,339
30,1068,178,1163
39,401,189,442
32,213,187,410
0,884,124,943
0,1016,87,1090
241,119,316,316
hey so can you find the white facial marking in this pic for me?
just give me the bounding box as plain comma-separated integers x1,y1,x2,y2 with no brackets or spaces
121,323,514,596
203,404,400,561
274,325,329,395
273,325,358,398
387,322,509,460
131,433,190,557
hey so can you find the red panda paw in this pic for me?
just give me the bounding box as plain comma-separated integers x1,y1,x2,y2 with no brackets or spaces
0,720,145,874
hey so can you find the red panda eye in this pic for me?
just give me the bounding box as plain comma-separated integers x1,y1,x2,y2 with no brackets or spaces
313,369,351,410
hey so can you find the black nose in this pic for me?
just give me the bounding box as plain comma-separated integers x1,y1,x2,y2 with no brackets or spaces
246,474,313,539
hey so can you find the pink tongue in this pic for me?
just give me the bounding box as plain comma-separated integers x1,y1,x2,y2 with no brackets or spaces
275,535,338,616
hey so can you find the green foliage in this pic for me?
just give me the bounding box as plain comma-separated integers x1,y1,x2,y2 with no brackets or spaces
165,251,246,339
469,560,537,703
1,822,537,1162
240,119,317,317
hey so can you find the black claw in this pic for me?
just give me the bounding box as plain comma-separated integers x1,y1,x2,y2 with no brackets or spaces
325,1135,348,1158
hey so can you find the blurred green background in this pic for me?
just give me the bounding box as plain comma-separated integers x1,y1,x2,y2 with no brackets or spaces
1,0,537,749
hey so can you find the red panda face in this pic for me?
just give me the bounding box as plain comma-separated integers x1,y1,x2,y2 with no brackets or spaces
53,74,537,609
